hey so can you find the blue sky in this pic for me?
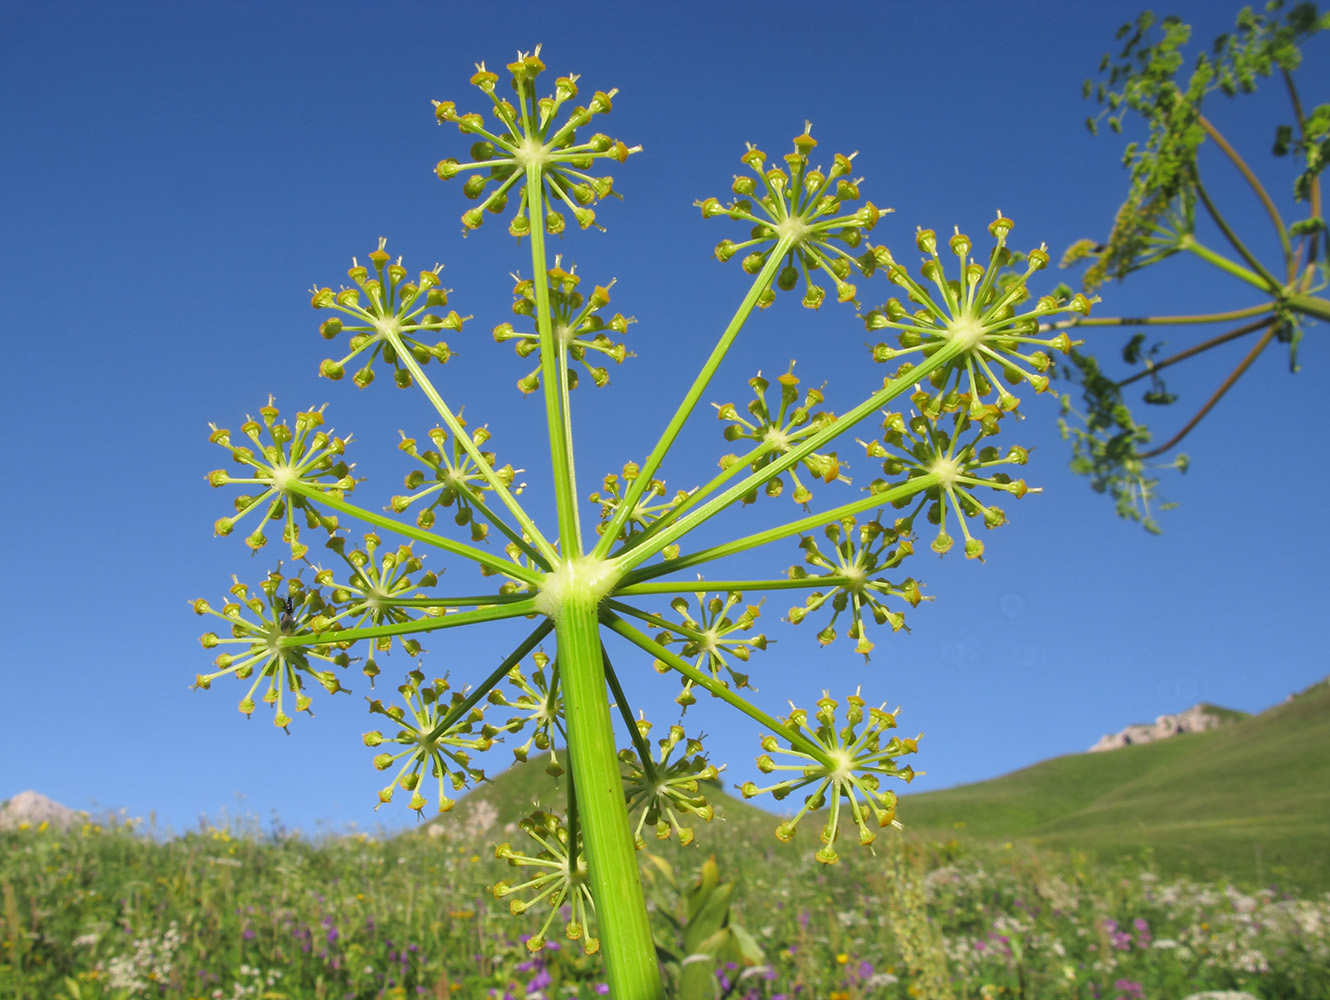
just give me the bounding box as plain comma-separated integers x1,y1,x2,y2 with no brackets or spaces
2,1,1326,837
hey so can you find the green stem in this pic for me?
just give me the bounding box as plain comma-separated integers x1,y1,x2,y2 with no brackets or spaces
1116,317,1272,388
1177,232,1276,294
592,239,796,559
283,481,543,585
468,493,552,571
624,473,939,585
381,331,558,565
1138,323,1278,459
601,648,658,783
1286,291,1330,324
1196,114,1291,265
619,576,861,596
609,441,774,559
615,339,962,575
553,591,663,1000
603,609,829,764
1189,179,1283,293
424,620,554,744
293,597,541,647
526,166,583,553
1052,301,1276,328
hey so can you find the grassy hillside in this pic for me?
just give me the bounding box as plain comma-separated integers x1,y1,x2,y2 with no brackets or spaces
898,679,1330,891
415,752,793,857
413,680,1330,891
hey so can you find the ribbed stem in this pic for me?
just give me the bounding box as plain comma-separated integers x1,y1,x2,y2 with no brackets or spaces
553,589,664,1000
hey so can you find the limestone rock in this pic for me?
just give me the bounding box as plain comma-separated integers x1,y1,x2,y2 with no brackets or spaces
1088,704,1232,753
0,790,81,830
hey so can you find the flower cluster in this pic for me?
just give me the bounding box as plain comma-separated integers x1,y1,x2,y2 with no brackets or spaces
433,46,638,235
364,669,495,816
487,651,566,775
192,570,350,729
653,590,768,708
619,719,718,847
699,124,887,309
863,404,1033,560
740,688,919,864
588,461,689,549
493,810,598,954
493,259,633,394
207,399,353,558
317,533,439,684
391,421,522,540
715,363,847,506
313,239,465,389
863,214,1087,407
786,515,923,660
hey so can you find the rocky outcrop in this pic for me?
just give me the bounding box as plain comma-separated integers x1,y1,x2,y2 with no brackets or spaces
0,790,81,830
1088,704,1234,752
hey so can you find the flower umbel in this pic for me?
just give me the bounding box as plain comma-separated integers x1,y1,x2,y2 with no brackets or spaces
364,669,494,816
699,123,888,309
652,590,768,708
785,515,922,660
864,214,1088,407
433,47,638,235
493,810,598,954
863,404,1034,559
619,719,718,847
588,461,690,550
207,399,353,558
740,688,919,864
192,570,350,729
487,651,566,776
313,239,465,389
392,420,522,541
493,259,634,394
318,533,438,684
715,362,848,506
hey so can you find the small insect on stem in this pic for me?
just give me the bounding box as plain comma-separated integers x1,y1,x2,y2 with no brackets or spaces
280,596,297,634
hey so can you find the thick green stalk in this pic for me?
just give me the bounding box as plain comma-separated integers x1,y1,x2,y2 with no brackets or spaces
553,590,664,1000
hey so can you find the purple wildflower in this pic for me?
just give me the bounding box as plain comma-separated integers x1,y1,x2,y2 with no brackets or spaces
1112,978,1144,999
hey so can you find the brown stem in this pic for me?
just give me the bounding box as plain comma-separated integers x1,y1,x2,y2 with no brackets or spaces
1192,175,1283,293
1138,323,1278,459
1116,317,1273,388
1198,113,1289,259
1282,67,1323,273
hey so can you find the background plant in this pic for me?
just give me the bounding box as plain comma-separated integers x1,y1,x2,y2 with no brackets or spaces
1058,0,1330,531
4,816,1327,1000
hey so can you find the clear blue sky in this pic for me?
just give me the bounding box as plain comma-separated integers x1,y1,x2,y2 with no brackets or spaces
2,1,1325,837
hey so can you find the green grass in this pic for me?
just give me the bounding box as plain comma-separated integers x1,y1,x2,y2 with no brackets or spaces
897,678,1330,891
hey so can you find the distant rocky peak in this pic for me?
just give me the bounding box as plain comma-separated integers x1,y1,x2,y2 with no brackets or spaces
1088,704,1238,753
0,790,80,830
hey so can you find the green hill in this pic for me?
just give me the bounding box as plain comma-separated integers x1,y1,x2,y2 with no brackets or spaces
409,679,1330,891
414,751,787,855
898,678,1330,891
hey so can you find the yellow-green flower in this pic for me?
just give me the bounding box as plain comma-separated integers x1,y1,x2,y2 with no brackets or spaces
433,47,638,235
740,688,919,864
700,124,888,309
864,213,1088,407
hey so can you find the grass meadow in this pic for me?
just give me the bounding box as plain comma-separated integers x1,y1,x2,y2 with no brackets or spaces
3,807,1327,1000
